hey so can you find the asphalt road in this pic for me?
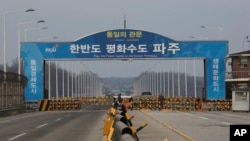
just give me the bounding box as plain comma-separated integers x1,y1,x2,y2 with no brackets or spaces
0,105,108,141
1,105,250,141
138,110,250,141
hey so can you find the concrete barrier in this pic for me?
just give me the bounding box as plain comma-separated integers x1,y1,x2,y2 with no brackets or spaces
102,102,147,141
112,121,133,141
120,134,136,141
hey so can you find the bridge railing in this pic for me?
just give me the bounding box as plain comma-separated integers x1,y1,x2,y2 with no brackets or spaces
0,71,27,110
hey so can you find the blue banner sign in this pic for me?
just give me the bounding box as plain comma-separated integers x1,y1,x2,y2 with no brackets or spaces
21,29,228,101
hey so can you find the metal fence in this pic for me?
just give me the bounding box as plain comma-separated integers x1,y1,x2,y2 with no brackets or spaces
0,70,27,110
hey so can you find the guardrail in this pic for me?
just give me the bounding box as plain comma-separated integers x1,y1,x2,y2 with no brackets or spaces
0,106,25,112
0,105,26,117
0,71,27,109
102,102,147,141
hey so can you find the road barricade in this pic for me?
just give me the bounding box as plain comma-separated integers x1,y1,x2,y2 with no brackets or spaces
132,96,232,112
80,96,232,112
38,99,50,111
206,99,232,111
83,96,113,106
102,102,147,141
38,98,81,111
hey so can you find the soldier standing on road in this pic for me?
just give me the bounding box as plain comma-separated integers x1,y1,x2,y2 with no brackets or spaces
158,93,165,110
117,93,123,104
128,97,134,110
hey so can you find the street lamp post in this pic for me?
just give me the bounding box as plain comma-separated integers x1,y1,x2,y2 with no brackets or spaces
38,36,58,41
25,26,48,41
18,20,45,74
3,9,35,73
200,25,223,40
242,36,250,51
190,35,208,40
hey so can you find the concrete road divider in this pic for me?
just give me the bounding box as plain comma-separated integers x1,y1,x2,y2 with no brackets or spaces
112,121,134,141
120,133,136,141
115,114,128,125
103,102,147,141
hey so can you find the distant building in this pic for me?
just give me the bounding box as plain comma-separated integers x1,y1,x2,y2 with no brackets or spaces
225,50,250,99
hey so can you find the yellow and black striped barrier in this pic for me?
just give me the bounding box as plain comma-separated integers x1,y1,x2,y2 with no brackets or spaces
38,99,81,111
82,96,113,106
38,100,50,111
102,107,117,141
75,95,232,112
131,96,232,112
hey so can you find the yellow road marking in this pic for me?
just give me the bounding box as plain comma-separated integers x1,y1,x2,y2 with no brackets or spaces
141,110,195,141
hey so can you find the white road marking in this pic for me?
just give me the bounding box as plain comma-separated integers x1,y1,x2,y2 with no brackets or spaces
221,121,231,125
0,120,10,123
36,123,48,128
55,118,63,121
1,113,43,124
198,116,208,120
8,133,26,140
222,113,250,119
184,113,193,116
184,113,208,120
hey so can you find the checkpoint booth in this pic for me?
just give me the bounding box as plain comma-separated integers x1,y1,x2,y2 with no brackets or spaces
232,88,250,112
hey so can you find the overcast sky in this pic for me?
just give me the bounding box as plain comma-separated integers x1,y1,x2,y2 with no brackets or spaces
1,0,250,77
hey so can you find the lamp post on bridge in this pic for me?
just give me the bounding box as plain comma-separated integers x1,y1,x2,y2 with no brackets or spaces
3,9,35,73
200,25,223,40
242,36,250,51
38,36,58,41
25,26,48,41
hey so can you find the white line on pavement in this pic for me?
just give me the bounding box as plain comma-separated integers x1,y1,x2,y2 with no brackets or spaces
55,118,63,121
0,120,10,123
36,123,48,129
1,113,43,123
184,113,193,116
221,121,231,125
222,113,250,119
198,116,208,120
8,133,26,140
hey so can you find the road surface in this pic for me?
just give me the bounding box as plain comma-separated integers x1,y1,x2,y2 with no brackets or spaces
1,105,250,141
